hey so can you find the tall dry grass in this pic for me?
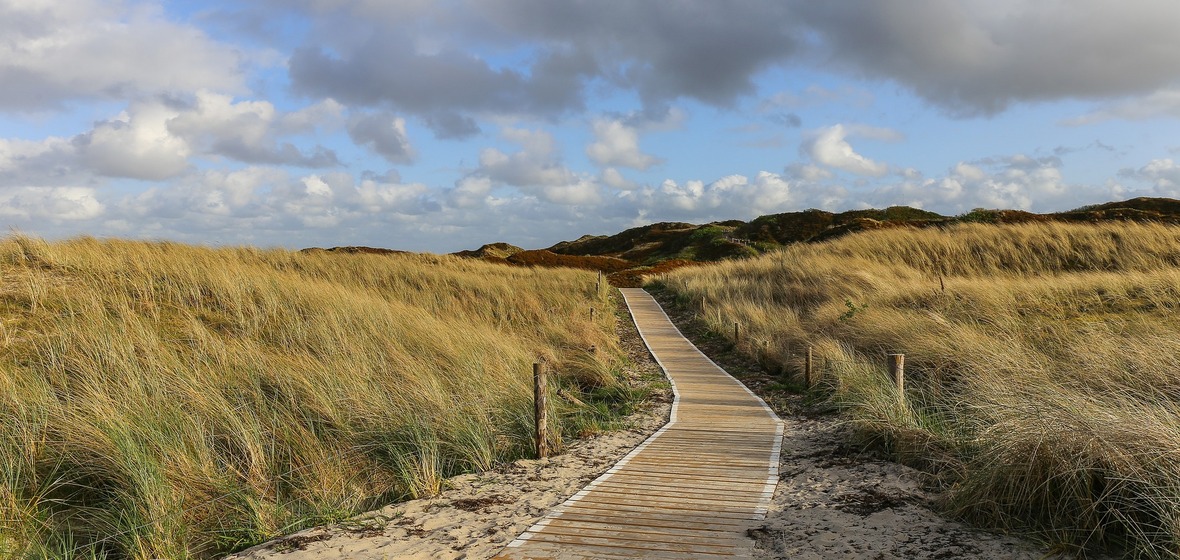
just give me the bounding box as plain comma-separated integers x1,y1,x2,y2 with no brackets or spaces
656,221,1180,557
0,236,635,559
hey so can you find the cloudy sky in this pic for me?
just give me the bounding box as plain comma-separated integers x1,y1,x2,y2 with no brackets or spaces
3,0,1180,252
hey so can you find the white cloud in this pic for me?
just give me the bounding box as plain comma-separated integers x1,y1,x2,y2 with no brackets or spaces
5,94,342,184
1120,159,1180,196
585,118,661,170
168,91,342,167
784,163,833,181
76,100,192,180
0,0,246,110
470,127,602,205
600,167,637,189
868,154,1102,213
802,124,892,177
0,187,103,221
118,167,436,242
618,171,810,220
446,176,493,208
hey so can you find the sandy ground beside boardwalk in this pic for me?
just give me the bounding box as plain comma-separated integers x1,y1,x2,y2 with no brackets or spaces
231,292,1064,560
750,414,1046,559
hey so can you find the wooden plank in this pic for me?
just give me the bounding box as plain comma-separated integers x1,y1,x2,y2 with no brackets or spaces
518,532,741,556
550,511,752,532
529,523,743,548
494,540,741,560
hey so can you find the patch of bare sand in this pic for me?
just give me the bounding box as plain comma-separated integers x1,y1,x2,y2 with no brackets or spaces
226,298,672,560
750,415,1047,559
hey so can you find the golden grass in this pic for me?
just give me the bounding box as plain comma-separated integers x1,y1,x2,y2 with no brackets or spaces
655,221,1180,558
0,236,635,559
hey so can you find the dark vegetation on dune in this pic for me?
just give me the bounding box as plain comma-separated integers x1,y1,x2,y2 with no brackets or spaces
437,197,1180,287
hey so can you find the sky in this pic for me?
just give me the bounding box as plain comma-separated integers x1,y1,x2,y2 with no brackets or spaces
2,0,1180,253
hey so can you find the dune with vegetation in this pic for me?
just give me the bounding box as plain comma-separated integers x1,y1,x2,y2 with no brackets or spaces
654,221,1180,558
0,236,642,560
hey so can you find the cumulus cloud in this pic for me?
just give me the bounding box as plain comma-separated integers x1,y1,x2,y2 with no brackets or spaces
0,0,246,110
167,91,342,167
0,187,103,221
1120,159,1180,196
467,128,601,205
600,167,637,190
802,124,894,177
446,176,493,209
5,94,342,183
868,154,1106,213
347,112,416,164
119,167,438,243
585,118,661,170
74,101,193,180
790,0,1180,115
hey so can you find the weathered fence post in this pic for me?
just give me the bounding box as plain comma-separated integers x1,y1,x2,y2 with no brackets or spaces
804,346,813,388
589,306,595,321
888,353,905,403
734,322,740,345
534,362,548,458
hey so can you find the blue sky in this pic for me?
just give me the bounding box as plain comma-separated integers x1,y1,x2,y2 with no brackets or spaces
2,0,1179,252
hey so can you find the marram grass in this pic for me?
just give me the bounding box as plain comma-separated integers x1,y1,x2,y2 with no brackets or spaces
0,236,635,559
656,221,1180,558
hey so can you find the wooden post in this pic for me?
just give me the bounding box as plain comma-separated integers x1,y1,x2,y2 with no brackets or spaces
888,353,905,403
734,322,740,344
589,307,595,321
534,363,548,458
804,346,813,388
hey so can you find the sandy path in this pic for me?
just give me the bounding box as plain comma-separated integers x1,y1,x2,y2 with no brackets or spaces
752,415,1045,558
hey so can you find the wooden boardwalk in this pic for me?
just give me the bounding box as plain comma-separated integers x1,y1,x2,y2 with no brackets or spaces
493,288,784,559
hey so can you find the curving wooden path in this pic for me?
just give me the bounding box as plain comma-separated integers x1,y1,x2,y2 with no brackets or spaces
493,288,784,559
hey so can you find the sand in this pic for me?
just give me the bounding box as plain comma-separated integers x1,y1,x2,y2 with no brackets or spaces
750,414,1046,559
